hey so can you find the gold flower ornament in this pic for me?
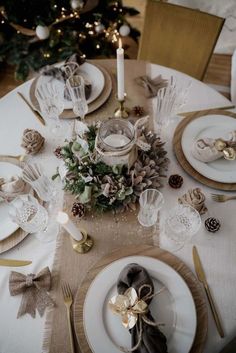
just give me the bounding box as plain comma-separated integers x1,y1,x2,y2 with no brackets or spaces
108,287,148,329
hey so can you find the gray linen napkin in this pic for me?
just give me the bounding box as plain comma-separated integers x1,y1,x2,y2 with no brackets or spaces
135,75,168,98
117,263,168,353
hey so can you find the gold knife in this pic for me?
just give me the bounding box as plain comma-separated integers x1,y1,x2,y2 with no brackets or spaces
192,246,224,338
17,91,46,126
0,259,32,267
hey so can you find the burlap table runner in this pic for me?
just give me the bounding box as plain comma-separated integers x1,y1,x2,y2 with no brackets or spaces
42,60,155,353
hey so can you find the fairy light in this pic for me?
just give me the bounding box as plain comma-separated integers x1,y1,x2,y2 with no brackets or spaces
96,44,100,49
57,29,62,34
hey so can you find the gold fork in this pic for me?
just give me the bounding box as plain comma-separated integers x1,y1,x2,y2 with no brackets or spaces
211,193,236,203
61,282,75,353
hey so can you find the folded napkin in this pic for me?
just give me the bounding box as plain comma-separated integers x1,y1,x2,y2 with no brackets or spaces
9,267,54,318
135,75,168,98
41,53,91,100
192,131,236,163
111,263,168,353
231,49,236,105
0,176,29,202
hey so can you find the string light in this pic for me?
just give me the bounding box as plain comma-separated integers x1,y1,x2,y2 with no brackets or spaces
96,44,100,49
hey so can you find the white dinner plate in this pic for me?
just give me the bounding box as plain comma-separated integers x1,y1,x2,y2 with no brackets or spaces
36,62,105,109
83,256,197,353
0,162,22,240
182,115,236,183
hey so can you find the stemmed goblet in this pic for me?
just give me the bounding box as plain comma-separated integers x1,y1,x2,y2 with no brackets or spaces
35,80,64,138
66,74,88,138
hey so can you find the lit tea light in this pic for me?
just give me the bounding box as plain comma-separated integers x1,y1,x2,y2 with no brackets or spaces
56,211,83,241
103,134,130,148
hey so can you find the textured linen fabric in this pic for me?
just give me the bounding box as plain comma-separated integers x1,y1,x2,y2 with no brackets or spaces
117,263,168,353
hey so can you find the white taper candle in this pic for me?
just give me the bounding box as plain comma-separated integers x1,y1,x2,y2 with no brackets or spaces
116,38,125,101
56,211,83,241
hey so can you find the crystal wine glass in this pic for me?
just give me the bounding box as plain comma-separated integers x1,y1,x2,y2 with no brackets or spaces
163,204,201,251
22,163,57,202
9,194,58,243
154,77,191,137
138,189,164,227
35,80,64,137
66,75,88,119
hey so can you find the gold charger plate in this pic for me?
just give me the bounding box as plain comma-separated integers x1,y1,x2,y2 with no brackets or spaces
74,245,208,353
29,63,112,119
173,109,236,191
0,157,29,254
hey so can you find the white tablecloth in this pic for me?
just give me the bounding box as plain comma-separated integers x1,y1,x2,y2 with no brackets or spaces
0,60,235,353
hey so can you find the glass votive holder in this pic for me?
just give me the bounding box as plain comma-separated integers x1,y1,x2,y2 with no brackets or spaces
98,118,135,151
138,189,164,227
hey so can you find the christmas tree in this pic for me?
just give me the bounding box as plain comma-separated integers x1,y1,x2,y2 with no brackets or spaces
0,0,140,80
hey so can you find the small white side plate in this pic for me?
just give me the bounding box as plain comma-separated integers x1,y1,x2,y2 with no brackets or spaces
0,162,22,240
182,115,236,183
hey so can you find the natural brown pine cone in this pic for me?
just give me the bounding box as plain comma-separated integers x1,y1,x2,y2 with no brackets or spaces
168,174,183,188
71,202,85,219
205,217,221,233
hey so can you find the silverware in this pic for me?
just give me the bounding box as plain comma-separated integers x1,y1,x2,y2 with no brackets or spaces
211,193,236,203
179,105,235,117
0,154,26,162
61,282,75,353
192,245,224,338
17,92,46,126
0,259,32,267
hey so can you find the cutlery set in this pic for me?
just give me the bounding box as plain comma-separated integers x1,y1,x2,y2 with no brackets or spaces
193,246,224,338
0,259,31,267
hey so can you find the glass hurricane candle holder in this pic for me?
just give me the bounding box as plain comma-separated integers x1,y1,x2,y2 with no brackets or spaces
96,119,136,166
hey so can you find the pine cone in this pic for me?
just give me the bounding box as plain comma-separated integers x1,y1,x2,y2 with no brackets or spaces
71,202,85,218
168,174,183,188
132,105,145,117
205,217,221,233
54,147,63,159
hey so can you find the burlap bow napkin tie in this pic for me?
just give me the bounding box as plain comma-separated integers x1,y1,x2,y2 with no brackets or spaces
9,267,54,318
135,75,168,98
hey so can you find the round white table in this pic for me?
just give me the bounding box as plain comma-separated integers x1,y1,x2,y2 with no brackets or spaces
0,60,235,353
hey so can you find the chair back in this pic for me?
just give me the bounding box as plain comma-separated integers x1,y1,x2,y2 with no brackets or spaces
138,1,225,80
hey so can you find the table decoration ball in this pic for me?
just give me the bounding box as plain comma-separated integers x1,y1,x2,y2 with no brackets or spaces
95,23,105,33
71,202,85,218
168,174,183,188
21,129,45,155
70,0,84,10
36,25,50,40
205,217,221,233
132,106,145,117
119,24,131,37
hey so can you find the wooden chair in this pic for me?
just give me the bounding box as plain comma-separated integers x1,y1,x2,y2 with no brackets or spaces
138,0,225,80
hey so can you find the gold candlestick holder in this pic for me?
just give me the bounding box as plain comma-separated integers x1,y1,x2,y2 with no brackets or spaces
114,97,129,119
70,229,94,254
